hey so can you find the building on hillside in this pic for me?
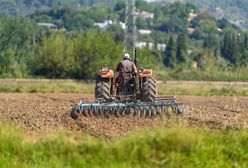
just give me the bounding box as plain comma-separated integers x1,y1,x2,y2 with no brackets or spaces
136,10,154,19
157,43,166,52
230,19,245,27
94,20,113,29
188,10,198,22
119,22,126,30
188,28,195,34
136,42,166,52
136,42,147,49
217,28,223,32
148,42,155,50
37,23,59,31
138,29,152,35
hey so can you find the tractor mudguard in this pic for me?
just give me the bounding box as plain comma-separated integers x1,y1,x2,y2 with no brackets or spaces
100,66,114,78
139,69,153,78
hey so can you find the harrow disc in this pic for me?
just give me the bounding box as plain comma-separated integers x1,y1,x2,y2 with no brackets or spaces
71,106,79,119
71,98,184,119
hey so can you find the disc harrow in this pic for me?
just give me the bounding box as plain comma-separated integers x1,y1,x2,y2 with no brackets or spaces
71,96,184,119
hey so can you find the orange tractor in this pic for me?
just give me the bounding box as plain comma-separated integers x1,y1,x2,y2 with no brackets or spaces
71,49,184,119
95,49,156,103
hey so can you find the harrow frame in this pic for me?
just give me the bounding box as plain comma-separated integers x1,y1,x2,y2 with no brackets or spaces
71,96,184,119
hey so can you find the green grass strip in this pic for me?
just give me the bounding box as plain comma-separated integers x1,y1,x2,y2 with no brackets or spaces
1,124,248,168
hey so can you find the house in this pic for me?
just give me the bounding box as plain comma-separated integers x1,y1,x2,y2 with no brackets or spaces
37,23,58,31
148,42,155,50
94,20,113,29
157,43,166,52
188,10,198,22
135,42,154,50
136,42,147,49
136,42,166,52
188,28,195,34
119,22,126,30
230,19,245,27
136,10,154,19
138,29,152,35
217,28,223,32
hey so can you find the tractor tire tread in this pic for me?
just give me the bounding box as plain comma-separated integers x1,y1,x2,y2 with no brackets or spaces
142,77,157,102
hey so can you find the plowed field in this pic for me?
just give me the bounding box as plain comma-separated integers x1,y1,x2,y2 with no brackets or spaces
0,93,248,138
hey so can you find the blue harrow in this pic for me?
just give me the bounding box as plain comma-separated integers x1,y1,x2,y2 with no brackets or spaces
71,96,184,119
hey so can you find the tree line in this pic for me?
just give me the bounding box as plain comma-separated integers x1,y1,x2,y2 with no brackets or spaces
0,15,159,78
163,31,248,69
1,1,248,80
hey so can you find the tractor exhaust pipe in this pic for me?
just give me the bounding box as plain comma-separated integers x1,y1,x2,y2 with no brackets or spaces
134,47,138,67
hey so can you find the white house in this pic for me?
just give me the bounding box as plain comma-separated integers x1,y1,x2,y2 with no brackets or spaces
157,43,166,52
138,29,152,35
119,22,126,30
148,42,155,50
136,42,147,49
94,20,113,29
37,23,58,31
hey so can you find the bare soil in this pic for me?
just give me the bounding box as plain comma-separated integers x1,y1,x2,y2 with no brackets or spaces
0,93,248,138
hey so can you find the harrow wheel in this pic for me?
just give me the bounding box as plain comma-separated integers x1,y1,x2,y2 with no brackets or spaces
142,77,157,102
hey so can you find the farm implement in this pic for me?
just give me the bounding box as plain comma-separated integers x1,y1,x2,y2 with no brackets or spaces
71,49,184,119
71,97,184,119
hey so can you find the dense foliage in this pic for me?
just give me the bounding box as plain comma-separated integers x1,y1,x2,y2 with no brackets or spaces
0,16,36,77
0,1,248,80
30,31,124,78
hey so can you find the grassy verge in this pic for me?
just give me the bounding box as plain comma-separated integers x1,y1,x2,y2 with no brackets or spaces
0,79,94,94
155,68,248,81
1,79,248,96
158,82,248,96
1,124,248,168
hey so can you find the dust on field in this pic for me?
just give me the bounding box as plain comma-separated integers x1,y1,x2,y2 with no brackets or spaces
0,93,248,138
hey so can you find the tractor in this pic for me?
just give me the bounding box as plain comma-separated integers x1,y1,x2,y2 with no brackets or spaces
71,48,184,119
95,49,156,103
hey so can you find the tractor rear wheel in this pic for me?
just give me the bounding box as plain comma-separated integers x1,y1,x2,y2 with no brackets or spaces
95,75,112,101
142,77,157,102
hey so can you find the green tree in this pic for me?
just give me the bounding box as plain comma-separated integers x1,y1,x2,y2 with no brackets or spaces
243,33,248,50
73,31,122,79
107,24,124,42
114,1,125,22
241,33,248,64
0,16,37,77
35,33,74,78
203,33,220,57
176,33,188,64
163,36,176,68
221,32,242,64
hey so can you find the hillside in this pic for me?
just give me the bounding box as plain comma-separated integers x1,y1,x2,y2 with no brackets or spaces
155,0,248,29
1,0,248,29
0,0,121,16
